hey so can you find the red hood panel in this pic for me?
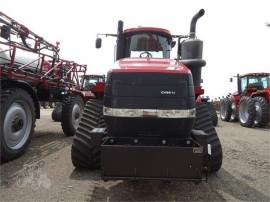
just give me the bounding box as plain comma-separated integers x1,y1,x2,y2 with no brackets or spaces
111,58,191,74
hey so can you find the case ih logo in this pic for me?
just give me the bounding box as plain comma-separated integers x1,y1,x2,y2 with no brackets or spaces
161,90,176,95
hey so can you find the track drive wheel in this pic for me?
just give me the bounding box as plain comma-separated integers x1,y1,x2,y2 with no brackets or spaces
206,102,218,126
61,96,84,136
220,98,232,122
194,102,223,173
253,97,269,127
1,88,36,162
239,96,255,128
51,102,62,122
71,100,105,169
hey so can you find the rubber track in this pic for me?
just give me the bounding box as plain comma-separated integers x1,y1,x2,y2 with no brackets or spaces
194,102,223,172
206,102,218,126
71,100,105,169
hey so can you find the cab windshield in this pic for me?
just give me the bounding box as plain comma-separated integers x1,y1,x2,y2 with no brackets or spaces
241,75,270,91
124,32,171,59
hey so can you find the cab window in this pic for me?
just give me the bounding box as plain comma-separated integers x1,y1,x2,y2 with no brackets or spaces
241,77,247,92
124,32,171,59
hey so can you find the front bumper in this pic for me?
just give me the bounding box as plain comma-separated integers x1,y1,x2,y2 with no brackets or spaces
101,136,207,181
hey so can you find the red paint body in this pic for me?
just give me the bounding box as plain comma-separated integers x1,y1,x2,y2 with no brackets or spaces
124,27,171,36
111,58,191,74
110,55,203,101
91,82,105,94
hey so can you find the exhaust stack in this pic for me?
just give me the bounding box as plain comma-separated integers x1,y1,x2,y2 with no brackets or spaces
181,9,206,87
189,9,205,38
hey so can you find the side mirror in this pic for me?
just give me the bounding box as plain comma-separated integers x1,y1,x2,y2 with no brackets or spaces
171,41,176,48
95,38,102,48
230,77,233,82
1,25,11,40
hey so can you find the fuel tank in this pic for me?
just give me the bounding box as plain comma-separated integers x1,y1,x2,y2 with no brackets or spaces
0,37,42,70
103,58,196,137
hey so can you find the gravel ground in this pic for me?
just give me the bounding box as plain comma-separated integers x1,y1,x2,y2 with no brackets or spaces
0,109,270,201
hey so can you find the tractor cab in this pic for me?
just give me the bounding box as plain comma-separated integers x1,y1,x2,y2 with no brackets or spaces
240,73,270,92
81,74,105,98
232,73,270,94
121,28,173,59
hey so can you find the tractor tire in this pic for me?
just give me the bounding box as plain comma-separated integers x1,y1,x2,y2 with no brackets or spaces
71,100,105,169
41,101,49,109
194,102,222,173
239,96,255,128
220,98,232,122
51,102,62,122
206,102,218,126
61,96,84,136
230,102,238,122
1,88,36,162
49,102,56,108
253,97,269,127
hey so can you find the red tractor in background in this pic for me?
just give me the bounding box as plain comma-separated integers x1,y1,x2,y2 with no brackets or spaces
71,9,223,181
0,12,90,162
81,74,105,99
220,73,270,127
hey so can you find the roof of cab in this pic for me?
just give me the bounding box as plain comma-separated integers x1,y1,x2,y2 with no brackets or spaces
240,72,270,77
123,27,171,36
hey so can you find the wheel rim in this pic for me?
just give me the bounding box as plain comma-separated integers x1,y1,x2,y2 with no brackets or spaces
72,104,81,130
220,101,227,119
239,101,249,123
3,102,32,150
254,102,262,125
231,103,236,120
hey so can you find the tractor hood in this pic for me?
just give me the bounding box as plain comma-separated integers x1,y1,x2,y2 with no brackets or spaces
110,58,191,74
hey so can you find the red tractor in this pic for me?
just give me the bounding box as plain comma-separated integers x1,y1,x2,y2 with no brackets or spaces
71,9,222,181
81,74,105,99
220,73,270,127
0,12,89,161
